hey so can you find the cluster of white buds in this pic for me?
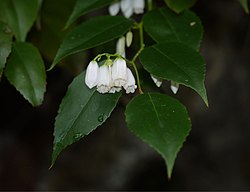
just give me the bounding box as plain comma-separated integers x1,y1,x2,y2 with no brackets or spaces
85,58,137,94
109,0,145,18
150,74,180,94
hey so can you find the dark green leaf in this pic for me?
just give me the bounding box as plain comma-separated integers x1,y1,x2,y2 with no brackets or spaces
65,0,114,28
143,8,203,51
30,0,76,61
0,0,41,41
4,42,46,106
0,22,12,78
164,0,197,13
239,0,249,14
125,93,191,178
50,16,133,70
140,42,208,105
52,71,121,166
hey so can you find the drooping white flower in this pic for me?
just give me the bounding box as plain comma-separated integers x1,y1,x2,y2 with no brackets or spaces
111,58,127,87
108,2,120,16
85,61,99,89
124,68,137,93
151,74,162,87
116,36,126,58
133,0,145,14
97,65,112,94
170,81,179,94
108,0,145,18
123,5,133,18
126,31,133,47
121,0,131,13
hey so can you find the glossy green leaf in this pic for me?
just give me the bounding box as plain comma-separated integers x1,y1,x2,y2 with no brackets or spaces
164,0,197,13
140,42,208,105
125,93,191,178
65,0,114,28
239,0,249,14
52,71,121,166
0,0,41,41
50,16,133,70
4,42,46,106
143,8,203,51
0,22,12,78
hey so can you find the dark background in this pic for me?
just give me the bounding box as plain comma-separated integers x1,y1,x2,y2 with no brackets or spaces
1,0,250,190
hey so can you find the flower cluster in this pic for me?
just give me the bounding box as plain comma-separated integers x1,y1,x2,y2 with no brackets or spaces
85,58,137,94
109,0,145,18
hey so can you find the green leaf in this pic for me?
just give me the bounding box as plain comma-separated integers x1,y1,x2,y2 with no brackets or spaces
0,0,41,41
164,0,197,13
52,71,121,166
139,42,208,105
239,0,249,14
4,42,46,106
50,16,133,70
65,0,114,28
125,93,191,178
0,22,12,78
143,8,203,51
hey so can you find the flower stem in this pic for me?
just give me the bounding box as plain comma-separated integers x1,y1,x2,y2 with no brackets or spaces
147,0,153,11
131,61,143,94
130,22,145,94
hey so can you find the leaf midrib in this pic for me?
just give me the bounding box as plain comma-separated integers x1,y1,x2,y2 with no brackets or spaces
159,9,181,42
14,45,37,104
152,45,195,86
56,90,96,145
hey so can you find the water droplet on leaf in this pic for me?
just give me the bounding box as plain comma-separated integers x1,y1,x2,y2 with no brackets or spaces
73,133,83,140
98,113,106,122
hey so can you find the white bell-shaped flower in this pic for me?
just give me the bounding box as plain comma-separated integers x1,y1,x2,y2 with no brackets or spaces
121,0,133,18
85,61,99,89
124,68,137,93
126,31,133,47
97,65,111,94
116,36,126,58
170,81,179,94
111,58,127,87
151,74,162,87
109,2,120,16
133,0,145,14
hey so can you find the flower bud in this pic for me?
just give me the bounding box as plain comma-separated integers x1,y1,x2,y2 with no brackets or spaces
111,58,127,87
97,65,111,93
124,68,137,93
85,61,99,89
170,81,179,94
126,31,133,47
116,36,126,58
151,74,162,87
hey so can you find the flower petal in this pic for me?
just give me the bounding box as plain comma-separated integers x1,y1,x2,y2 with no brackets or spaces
112,58,127,87
124,68,137,93
97,65,111,93
133,0,145,14
85,61,99,89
